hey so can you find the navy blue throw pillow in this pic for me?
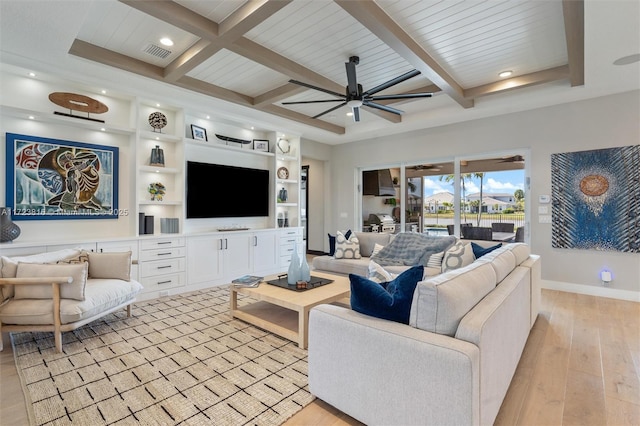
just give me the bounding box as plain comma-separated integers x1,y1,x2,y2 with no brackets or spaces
349,265,424,324
471,242,502,259
328,230,352,256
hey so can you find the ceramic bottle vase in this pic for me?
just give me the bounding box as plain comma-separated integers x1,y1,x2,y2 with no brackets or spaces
0,207,21,242
300,243,311,282
287,241,301,284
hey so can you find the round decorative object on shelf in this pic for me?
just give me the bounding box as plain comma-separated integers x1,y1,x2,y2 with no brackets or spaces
277,166,289,179
0,207,21,242
277,138,290,154
148,111,167,132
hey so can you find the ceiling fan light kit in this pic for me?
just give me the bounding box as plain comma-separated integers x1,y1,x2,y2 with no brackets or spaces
284,56,433,122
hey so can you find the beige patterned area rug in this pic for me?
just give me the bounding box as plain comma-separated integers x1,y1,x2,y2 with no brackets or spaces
11,286,314,425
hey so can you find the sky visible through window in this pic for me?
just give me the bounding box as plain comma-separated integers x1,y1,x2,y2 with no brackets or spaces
423,170,525,197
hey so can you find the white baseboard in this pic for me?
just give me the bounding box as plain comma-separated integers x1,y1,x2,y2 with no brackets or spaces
542,280,640,302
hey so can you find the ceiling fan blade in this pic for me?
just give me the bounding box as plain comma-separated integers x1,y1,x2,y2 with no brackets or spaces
368,92,433,101
363,69,421,96
363,101,404,115
289,79,345,98
313,101,347,119
352,106,360,122
282,99,346,105
345,57,359,96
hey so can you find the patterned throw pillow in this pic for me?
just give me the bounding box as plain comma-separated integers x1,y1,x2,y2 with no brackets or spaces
441,241,475,273
334,231,361,259
367,260,397,283
371,243,385,257
426,251,444,268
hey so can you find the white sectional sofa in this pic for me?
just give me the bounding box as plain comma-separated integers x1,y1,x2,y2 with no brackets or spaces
0,248,143,352
308,242,541,426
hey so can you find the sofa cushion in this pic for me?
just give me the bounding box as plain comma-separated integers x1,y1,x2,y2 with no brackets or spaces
0,278,144,325
441,241,475,273
501,243,531,265
1,248,82,301
475,247,517,284
471,242,502,259
312,255,371,276
409,261,497,336
350,266,424,324
14,262,89,301
334,231,361,259
88,251,132,281
426,251,445,268
355,232,391,257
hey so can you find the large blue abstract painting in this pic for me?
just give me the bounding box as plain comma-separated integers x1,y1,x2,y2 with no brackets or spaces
551,145,640,252
5,133,119,220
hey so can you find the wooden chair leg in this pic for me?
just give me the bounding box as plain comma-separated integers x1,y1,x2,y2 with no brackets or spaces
127,304,132,317
52,283,63,353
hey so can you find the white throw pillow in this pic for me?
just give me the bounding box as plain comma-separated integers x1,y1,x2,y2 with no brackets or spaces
88,251,132,281
441,242,475,273
367,260,397,283
371,243,385,257
427,251,444,268
334,231,361,259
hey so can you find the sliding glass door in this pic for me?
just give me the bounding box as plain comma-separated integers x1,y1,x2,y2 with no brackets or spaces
359,152,528,243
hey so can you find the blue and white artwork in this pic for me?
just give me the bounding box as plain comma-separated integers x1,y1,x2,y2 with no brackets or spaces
551,145,640,252
5,133,119,220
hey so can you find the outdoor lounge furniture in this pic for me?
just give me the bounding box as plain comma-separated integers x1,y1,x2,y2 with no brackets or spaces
515,227,525,242
492,222,515,233
463,226,493,240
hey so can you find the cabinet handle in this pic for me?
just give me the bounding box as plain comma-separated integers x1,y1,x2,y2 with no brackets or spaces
100,248,104,253
157,252,172,256
225,238,228,250
254,236,258,246
157,280,172,285
157,241,172,245
157,265,172,269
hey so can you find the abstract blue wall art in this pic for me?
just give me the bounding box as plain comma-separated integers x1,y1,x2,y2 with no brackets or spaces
5,133,119,220
551,145,640,252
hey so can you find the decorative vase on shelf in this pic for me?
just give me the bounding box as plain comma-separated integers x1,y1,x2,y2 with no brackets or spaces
287,241,301,285
0,207,21,242
300,243,311,282
278,187,288,202
150,145,165,167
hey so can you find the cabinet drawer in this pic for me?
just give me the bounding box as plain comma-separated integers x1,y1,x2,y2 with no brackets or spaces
139,246,186,261
280,235,303,246
140,273,185,290
139,257,186,277
280,229,302,237
140,237,185,251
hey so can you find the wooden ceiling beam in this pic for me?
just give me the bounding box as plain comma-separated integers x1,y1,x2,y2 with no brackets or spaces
562,0,585,86
464,65,570,98
119,0,218,40
336,0,473,110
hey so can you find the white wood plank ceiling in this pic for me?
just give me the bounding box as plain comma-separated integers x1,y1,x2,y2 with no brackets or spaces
69,0,583,136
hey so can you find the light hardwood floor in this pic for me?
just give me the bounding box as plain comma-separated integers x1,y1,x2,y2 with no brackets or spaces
1,289,638,425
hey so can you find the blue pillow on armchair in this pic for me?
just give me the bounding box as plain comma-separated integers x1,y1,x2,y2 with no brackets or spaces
349,265,424,324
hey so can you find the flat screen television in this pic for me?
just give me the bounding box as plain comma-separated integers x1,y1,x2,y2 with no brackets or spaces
186,161,270,218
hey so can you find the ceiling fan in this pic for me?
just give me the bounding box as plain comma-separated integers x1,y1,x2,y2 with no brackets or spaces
283,56,433,122
499,155,525,164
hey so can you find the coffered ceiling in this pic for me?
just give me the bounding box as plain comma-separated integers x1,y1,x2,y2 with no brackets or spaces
1,0,638,144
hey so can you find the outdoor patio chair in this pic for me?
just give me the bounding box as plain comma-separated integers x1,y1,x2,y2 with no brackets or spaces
491,222,515,233
462,226,492,240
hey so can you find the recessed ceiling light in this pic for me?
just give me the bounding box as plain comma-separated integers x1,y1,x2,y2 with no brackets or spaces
346,112,353,117
156,103,160,107
101,90,107,94
613,53,640,66
28,115,35,120
206,115,210,119
160,38,174,47
28,72,36,77
499,70,513,78
100,128,106,131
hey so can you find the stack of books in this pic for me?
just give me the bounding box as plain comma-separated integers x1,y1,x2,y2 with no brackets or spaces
232,275,263,287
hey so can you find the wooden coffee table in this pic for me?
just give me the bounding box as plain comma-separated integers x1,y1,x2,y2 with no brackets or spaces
230,271,350,349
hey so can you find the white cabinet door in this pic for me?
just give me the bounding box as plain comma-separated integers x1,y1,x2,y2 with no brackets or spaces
187,235,223,285
222,233,252,280
252,231,278,274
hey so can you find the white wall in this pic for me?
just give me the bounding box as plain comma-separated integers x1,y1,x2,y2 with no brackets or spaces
324,90,640,300
301,138,332,253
